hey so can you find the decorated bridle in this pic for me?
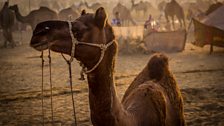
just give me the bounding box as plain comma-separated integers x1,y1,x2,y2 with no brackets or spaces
66,21,114,74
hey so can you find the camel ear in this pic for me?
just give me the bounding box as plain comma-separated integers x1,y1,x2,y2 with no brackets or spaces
94,7,107,29
81,9,86,16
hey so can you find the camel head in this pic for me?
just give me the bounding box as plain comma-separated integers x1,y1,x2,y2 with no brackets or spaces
30,7,116,68
9,5,18,11
3,1,9,8
131,0,135,4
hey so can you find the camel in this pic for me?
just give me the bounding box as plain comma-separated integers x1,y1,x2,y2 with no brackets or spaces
9,5,58,30
58,6,79,21
113,3,136,26
0,2,15,47
131,0,154,16
84,1,102,11
30,7,185,126
158,1,167,12
164,0,186,30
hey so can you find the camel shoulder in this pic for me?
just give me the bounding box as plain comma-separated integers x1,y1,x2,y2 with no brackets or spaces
123,81,166,106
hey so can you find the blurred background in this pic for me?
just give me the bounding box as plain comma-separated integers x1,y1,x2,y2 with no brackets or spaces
0,0,224,125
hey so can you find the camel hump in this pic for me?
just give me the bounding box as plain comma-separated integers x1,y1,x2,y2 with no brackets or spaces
147,53,168,81
123,82,166,126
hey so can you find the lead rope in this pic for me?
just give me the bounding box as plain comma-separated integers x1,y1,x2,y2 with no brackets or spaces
48,49,54,123
63,21,78,125
40,50,45,126
61,54,78,126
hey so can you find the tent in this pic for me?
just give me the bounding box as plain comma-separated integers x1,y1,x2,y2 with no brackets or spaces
192,5,224,52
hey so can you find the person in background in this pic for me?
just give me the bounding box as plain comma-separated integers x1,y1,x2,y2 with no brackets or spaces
112,12,121,26
144,14,159,32
144,14,153,29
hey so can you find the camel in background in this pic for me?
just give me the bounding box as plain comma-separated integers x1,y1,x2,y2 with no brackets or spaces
158,1,166,12
58,6,79,21
84,1,102,11
9,5,57,30
164,0,186,30
30,7,185,126
0,2,15,47
131,0,154,16
113,3,136,26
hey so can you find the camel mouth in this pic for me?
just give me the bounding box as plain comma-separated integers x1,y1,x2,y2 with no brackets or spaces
30,41,49,51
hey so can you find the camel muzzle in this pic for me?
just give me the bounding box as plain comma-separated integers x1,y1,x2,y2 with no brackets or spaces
30,39,49,51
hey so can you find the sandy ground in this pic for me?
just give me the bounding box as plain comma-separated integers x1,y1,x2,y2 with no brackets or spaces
0,41,224,126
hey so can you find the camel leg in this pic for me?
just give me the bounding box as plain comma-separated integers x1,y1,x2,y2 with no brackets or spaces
165,14,169,25
210,42,213,54
165,14,171,31
183,19,186,30
7,28,15,48
130,18,136,26
172,16,175,30
2,30,8,48
178,18,182,29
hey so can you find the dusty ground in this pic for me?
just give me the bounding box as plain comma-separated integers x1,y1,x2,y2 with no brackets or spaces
0,42,224,126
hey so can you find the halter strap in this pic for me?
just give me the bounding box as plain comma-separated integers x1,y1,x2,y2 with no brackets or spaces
67,21,114,74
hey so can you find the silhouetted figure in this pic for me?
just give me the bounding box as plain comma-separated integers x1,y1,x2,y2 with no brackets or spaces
0,2,15,48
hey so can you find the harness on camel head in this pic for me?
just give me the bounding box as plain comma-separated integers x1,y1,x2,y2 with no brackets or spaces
62,21,115,73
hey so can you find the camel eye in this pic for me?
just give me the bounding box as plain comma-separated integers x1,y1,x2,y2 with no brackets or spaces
34,27,50,35
45,27,50,30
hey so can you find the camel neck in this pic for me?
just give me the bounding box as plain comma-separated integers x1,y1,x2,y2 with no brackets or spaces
86,54,120,125
14,7,29,24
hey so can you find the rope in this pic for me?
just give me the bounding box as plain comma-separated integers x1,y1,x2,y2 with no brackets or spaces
68,62,78,126
48,49,54,123
68,21,76,63
83,42,114,74
40,50,45,126
61,53,78,126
